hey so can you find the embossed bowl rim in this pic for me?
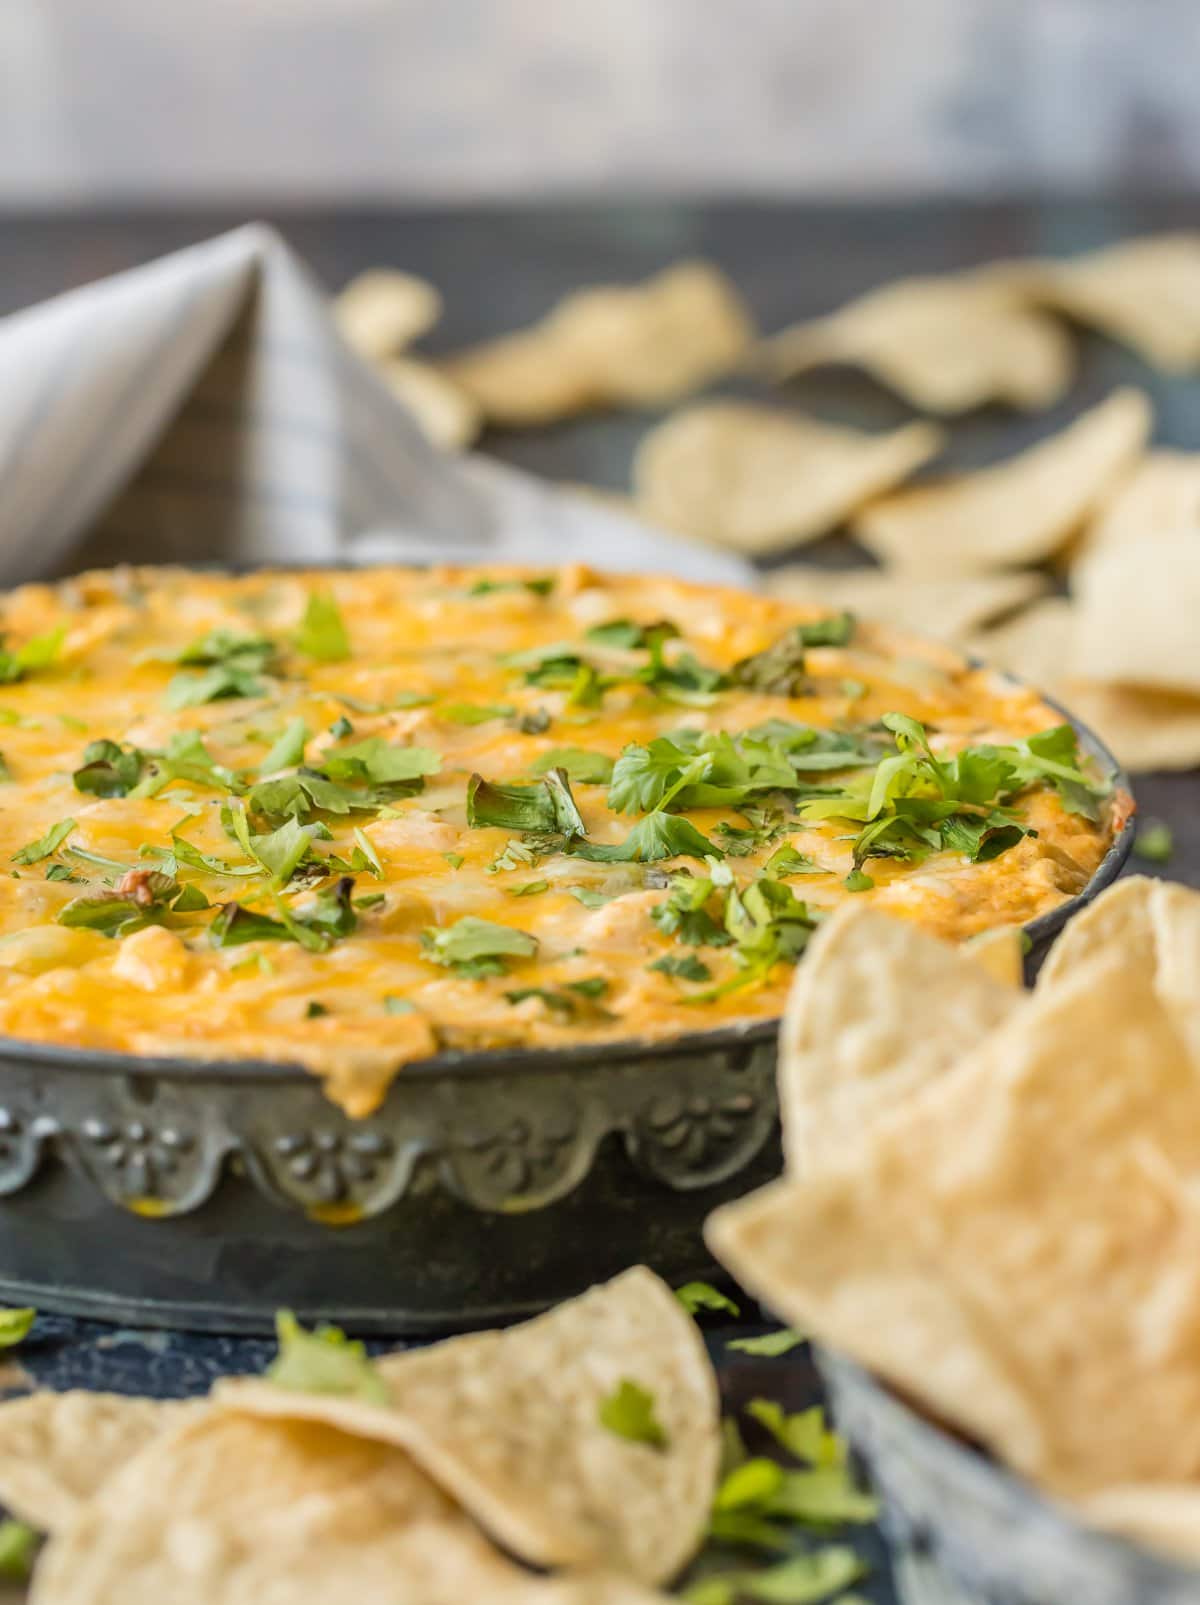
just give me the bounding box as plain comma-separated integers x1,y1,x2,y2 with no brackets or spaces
0,573,1135,1090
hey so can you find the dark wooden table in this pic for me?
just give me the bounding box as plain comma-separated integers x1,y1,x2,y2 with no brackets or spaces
3,201,1199,1603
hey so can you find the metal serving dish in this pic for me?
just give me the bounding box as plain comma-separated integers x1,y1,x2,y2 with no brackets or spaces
818,1349,1199,1605
0,667,1135,1334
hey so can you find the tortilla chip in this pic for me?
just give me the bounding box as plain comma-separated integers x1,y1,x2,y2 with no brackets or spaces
965,597,1074,689
1040,877,1200,1068
710,950,1200,1498
30,1409,521,1605
964,926,1027,989
218,1266,718,1586
777,904,1021,1172
442,262,752,426
853,389,1151,574
376,358,481,451
634,402,942,555
1076,1484,1200,1565
0,1392,186,1533
1003,234,1200,371
333,270,443,360
762,274,1074,413
1073,529,1200,695
764,567,1047,644
1076,450,1200,562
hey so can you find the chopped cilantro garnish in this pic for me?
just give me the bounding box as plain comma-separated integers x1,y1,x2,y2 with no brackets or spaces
442,851,464,869
266,1310,388,1403
727,1329,805,1357
567,976,609,998
1134,819,1174,863
531,747,615,785
468,575,555,598
420,916,538,979
440,702,516,725
843,869,874,893
650,952,712,982
0,626,65,685
164,630,278,709
598,1378,668,1450
683,1547,865,1604
383,995,413,1015
508,879,550,897
570,811,721,865
763,845,818,879
210,879,357,953
0,1307,35,1347
305,1000,328,1018
13,818,75,865
730,614,855,697
568,885,621,909
259,717,309,775
295,592,350,662
0,1520,37,1583
676,1282,741,1318
467,768,586,839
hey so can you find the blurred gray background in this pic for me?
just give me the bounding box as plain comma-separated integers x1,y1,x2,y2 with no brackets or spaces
2,0,1197,204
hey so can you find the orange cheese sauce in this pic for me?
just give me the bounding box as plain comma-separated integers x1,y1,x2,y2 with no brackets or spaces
0,564,1117,1115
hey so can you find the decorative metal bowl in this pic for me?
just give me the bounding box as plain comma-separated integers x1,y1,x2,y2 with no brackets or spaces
0,671,1135,1334
818,1349,1200,1605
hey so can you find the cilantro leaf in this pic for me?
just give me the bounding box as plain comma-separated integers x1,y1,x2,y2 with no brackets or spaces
13,818,75,865
0,627,65,685
260,717,309,775
467,769,586,838
682,1547,864,1604
598,1378,668,1450
651,952,712,981
1134,819,1174,863
266,1310,388,1403
163,630,278,709
0,1520,37,1583
73,739,147,797
420,916,538,978
439,702,516,725
745,1401,844,1468
731,615,854,697
531,747,614,785
0,1307,35,1348
675,1281,741,1318
210,879,357,953
727,1329,805,1357
295,592,350,661
571,811,721,865
468,575,555,597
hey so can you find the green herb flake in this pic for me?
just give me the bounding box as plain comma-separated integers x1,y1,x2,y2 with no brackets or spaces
597,1378,668,1451
843,869,874,893
296,592,351,662
531,747,615,785
266,1309,388,1403
675,1281,741,1318
13,818,75,865
0,1519,37,1582
260,717,309,776
305,1000,329,1019
650,952,712,982
681,1546,864,1605
442,852,465,869
508,879,550,898
727,1329,805,1358
383,995,414,1016
420,916,538,979
1134,819,1174,864
0,1306,35,1348
440,702,516,726
0,626,65,686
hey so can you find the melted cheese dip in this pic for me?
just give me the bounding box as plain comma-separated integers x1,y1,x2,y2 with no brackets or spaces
0,565,1118,1115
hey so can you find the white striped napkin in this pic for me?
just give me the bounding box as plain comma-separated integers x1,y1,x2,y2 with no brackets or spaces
0,223,750,586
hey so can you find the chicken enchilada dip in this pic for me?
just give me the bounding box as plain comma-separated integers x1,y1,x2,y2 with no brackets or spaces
0,565,1123,1114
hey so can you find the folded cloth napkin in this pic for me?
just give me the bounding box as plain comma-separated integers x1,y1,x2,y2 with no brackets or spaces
0,222,750,588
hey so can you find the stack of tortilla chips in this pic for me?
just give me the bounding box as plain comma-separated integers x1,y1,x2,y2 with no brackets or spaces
708,878,1200,1566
